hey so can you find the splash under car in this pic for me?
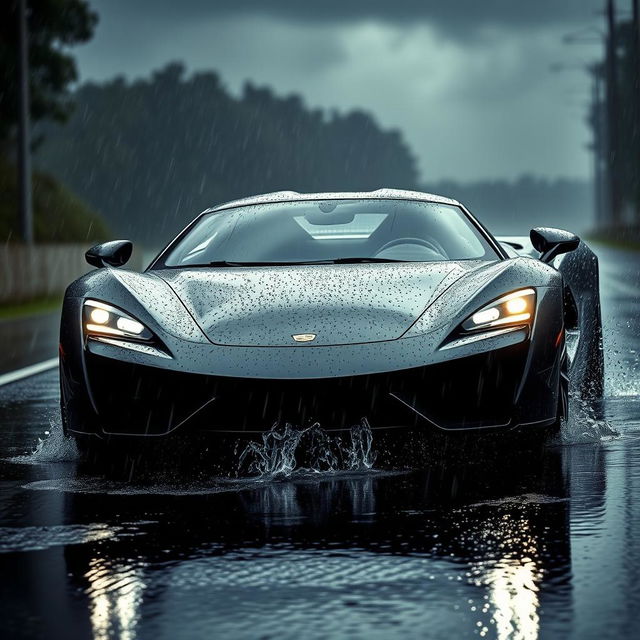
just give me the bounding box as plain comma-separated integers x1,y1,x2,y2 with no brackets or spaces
59,190,603,448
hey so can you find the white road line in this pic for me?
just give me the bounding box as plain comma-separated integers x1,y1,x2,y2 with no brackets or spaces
0,357,58,387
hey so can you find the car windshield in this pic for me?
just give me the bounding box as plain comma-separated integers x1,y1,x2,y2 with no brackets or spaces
158,199,499,267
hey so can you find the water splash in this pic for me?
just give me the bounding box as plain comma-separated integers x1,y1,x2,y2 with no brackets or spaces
238,423,305,476
344,419,375,470
238,419,376,477
559,396,618,444
560,339,624,443
605,356,640,397
9,419,79,464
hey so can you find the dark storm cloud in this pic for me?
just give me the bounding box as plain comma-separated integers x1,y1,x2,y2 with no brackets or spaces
94,0,603,34
79,0,605,182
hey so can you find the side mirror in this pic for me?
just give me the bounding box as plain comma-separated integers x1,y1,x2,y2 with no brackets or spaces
530,227,580,264
85,240,133,268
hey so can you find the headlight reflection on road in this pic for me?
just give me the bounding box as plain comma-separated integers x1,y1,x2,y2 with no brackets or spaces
85,557,146,640
486,554,541,640
466,514,543,639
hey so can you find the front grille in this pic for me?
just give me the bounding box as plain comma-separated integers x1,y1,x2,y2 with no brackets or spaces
86,343,527,435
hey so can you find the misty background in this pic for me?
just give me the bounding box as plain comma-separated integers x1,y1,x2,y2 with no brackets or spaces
3,1,614,248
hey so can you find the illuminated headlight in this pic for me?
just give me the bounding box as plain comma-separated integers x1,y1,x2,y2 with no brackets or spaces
83,300,153,341
462,288,536,332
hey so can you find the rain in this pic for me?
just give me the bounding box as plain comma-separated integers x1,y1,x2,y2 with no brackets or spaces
1,2,640,639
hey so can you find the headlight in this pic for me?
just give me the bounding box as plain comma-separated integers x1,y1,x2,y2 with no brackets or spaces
461,288,535,332
83,300,153,341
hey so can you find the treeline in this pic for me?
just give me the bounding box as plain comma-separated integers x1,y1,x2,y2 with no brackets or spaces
423,176,592,235
35,63,418,245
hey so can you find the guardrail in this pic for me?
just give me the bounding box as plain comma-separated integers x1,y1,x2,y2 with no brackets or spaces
0,244,143,304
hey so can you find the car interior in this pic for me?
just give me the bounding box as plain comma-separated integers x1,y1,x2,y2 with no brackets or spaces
162,200,498,267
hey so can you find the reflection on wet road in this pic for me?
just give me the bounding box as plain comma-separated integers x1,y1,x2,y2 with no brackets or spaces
1,246,639,640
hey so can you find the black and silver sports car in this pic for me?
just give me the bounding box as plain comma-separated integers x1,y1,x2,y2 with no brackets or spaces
59,189,603,448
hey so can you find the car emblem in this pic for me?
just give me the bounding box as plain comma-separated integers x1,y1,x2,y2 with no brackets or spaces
292,333,316,342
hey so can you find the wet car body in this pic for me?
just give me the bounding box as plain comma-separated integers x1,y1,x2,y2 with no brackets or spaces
59,189,603,445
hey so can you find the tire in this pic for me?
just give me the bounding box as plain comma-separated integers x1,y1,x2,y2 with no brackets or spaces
59,361,105,456
557,240,604,401
539,339,568,441
559,341,569,426
59,361,74,438
582,317,605,400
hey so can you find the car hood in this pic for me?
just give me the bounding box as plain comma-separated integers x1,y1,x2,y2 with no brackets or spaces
154,261,489,347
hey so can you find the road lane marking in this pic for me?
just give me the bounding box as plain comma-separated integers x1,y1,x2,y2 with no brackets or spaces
0,358,58,387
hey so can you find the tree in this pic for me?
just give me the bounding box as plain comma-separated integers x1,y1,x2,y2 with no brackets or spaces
36,63,419,245
0,0,97,151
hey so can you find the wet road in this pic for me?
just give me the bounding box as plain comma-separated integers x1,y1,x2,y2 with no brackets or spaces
0,311,59,375
1,246,639,640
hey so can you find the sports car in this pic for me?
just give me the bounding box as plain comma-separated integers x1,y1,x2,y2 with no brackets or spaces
59,189,603,449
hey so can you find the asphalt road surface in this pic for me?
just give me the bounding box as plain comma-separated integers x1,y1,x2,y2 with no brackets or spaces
0,311,59,376
0,246,639,640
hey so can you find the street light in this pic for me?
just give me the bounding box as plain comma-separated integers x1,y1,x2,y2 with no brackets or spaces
605,0,622,226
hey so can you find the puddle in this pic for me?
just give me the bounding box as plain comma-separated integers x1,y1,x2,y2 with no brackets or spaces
464,493,570,509
0,523,122,553
22,468,395,496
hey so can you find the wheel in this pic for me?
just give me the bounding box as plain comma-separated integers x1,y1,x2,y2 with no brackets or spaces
558,340,569,426
59,361,105,456
533,338,568,442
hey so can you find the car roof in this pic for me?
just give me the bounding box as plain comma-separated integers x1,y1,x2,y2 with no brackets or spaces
208,188,461,213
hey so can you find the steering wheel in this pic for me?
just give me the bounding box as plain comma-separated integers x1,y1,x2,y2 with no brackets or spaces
375,237,446,258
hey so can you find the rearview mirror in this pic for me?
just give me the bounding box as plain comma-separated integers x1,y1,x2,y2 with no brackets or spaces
85,240,133,268
530,227,579,264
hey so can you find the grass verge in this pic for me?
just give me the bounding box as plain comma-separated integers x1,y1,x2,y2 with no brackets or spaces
586,228,640,252
0,296,62,321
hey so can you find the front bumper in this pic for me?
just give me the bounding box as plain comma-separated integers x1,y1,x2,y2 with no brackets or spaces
79,342,538,436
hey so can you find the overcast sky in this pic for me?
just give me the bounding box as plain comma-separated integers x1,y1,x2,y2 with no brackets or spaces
75,0,606,183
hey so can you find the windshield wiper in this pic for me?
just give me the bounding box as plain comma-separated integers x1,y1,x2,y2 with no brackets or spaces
203,257,405,267
329,257,406,264
205,260,333,267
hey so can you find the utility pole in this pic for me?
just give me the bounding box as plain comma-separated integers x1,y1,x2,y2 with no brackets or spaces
634,0,640,90
593,70,605,227
633,0,640,224
17,0,33,244
605,0,621,226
